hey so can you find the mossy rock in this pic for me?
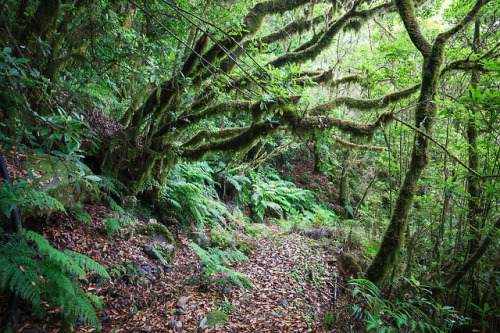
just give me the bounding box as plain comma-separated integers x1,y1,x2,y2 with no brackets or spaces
17,153,101,220
142,241,175,263
122,195,138,209
209,228,236,249
138,222,175,244
190,230,209,249
199,310,229,328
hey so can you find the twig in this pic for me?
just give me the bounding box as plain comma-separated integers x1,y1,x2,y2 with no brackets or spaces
392,115,483,178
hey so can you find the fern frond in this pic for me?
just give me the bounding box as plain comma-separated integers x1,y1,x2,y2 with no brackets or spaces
72,289,102,329
25,190,66,213
66,251,110,279
99,175,126,199
2,229,110,328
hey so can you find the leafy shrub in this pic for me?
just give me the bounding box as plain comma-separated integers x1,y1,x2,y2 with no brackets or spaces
0,175,66,219
0,228,110,329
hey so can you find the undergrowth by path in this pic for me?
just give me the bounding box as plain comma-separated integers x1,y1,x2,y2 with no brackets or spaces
4,203,359,332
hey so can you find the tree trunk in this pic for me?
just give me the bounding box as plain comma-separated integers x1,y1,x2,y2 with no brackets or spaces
365,0,489,286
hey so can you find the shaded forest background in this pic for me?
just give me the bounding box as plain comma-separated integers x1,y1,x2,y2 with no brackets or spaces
0,0,499,331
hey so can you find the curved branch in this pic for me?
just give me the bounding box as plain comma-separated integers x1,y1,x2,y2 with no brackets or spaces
394,0,431,56
439,0,492,40
219,12,332,74
330,135,385,151
181,127,248,148
180,121,280,161
309,84,420,115
197,0,311,72
295,72,367,88
281,110,394,138
269,1,393,68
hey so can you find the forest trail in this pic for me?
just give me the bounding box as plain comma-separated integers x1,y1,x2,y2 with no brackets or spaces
12,202,356,332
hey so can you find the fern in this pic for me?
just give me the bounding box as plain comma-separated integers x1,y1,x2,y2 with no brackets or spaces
155,163,233,227
103,200,136,237
0,179,65,218
249,172,315,220
0,228,110,329
349,279,444,332
98,175,127,199
190,243,252,289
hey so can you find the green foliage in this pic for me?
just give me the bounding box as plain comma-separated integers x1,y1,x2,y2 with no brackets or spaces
249,172,315,221
99,175,127,200
0,176,66,218
0,228,109,329
103,199,136,237
190,243,252,289
153,162,232,227
349,279,466,332
202,310,229,328
218,300,236,313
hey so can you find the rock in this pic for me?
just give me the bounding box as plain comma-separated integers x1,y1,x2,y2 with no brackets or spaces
176,304,188,315
222,287,232,295
199,310,229,328
168,321,183,331
177,296,190,307
138,222,175,244
190,231,209,249
279,300,288,307
142,241,175,263
142,244,155,258
122,195,138,209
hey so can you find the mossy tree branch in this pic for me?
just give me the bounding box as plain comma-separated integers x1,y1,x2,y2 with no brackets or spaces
309,84,420,115
195,0,311,75
269,1,394,68
295,72,367,88
365,0,492,287
219,12,332,74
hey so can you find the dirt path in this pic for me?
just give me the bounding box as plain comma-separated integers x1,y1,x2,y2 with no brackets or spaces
9,204,356,332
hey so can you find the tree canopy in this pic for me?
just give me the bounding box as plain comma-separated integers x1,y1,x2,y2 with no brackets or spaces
1,0,500,331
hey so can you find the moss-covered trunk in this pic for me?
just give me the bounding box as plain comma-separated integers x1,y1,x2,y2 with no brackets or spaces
365,0,489,287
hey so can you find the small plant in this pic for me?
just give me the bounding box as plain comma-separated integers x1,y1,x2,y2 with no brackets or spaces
152,162,233,227
103,199,136,237
349,279,458,332
218,300,236,313
0,228,110,329
190,243,252,289
0,172,66,218
324,313,335,329
250,172,315,221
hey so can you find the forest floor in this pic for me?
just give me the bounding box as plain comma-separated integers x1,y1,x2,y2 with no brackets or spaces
6,206,362,333
1,148,365,332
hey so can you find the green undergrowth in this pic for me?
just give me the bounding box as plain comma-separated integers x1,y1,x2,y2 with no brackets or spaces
0,228,109,330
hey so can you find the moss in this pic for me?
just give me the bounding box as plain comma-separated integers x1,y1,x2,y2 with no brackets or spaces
309,84,420,115
270,2,391,67
203,310,229,327
181,33,209,76
339,253,361,280
180,121,280,161
281,110,393,140
138,222,175,244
